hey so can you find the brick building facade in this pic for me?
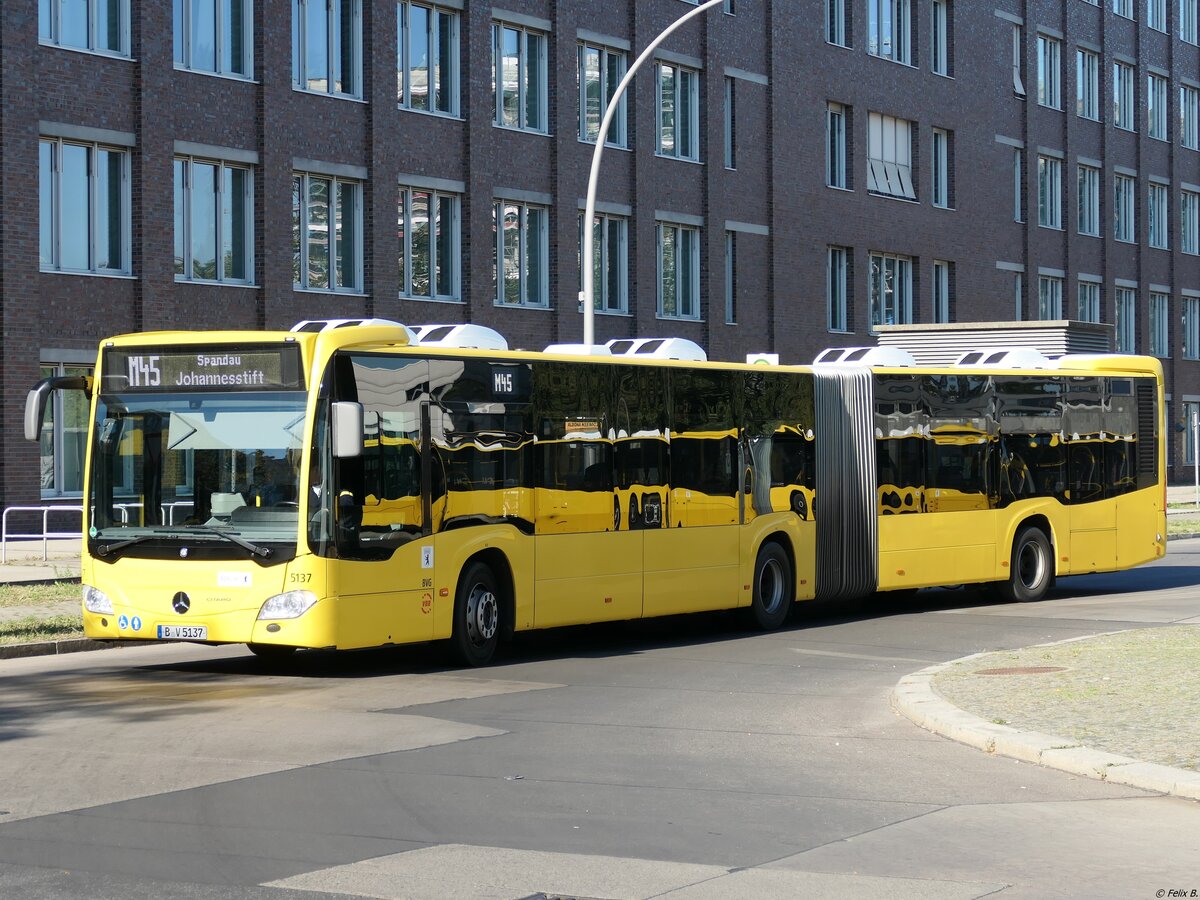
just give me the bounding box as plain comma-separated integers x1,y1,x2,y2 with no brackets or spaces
2,0,1199,510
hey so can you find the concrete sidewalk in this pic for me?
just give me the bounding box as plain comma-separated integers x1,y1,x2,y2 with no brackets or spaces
0,537,82,583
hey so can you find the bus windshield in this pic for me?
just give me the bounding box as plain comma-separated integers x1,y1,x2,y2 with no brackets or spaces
88,391,308,554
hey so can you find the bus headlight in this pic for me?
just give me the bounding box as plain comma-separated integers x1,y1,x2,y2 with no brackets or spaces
82,584,114,615
257,590,317,620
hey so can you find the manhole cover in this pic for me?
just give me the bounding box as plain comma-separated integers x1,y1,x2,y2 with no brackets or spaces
975,666,1067,675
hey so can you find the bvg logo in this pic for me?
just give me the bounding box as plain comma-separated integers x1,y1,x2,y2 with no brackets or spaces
172,592,191,614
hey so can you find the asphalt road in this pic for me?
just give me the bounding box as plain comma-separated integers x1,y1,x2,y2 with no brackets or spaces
3,544,1200,899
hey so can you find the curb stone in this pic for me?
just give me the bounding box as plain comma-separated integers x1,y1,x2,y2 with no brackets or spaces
0,638,125,660
890,636,1200,802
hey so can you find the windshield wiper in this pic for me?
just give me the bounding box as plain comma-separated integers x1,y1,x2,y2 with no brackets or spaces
194,525,273,559
95,533,163,557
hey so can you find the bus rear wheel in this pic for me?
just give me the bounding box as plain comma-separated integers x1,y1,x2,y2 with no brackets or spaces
451,561,501,667
747,542,792,630
996,526,1053,603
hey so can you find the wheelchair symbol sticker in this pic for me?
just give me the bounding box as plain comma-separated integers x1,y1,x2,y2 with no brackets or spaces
118,615,129,630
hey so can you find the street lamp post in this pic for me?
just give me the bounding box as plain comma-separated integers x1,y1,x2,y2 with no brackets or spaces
580,0,727,347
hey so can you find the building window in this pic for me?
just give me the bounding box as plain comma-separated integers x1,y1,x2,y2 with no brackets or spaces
1038,155,1062,229
174,157,253,283
1150,291,1170,356
174,0,251,76
1012,24,1025,95
724,231,736,324
493,21,547,132
1114,62,1135,130
657,222,700,320
828,246,850,332
292,172,361,292
1115,0,1133,17
1149,0,1168,30
398,2,460,116
579,212,628,314
1149,182,1169,249
1078,164,1101,236
1184,296,1200,359
1078,281,1101,323
932,128,951,208
579,42,627,146
724,77,736,169
292,0,362,97
1013,147,1023,222
494,201,549,307
40,0,129,55
38,361,93,499
1014,272,1024,320
827,102,848,188
398,186,460,300
1116,287,1137,352
1037,34,1061,109
1183,189,1200,254
657,62,700,161
932,259,951,323
868,251,912,329
1185,401,1200,465
868,0,911,64
1076,48,1099,120
930,0,949,76
39,138,130,275
867,112,915,200
1184,0,1199,43
1115,174,1136,242
1149,73,1169,140
1037,275,1063,319
1182,84,1199,149
827,0,848,46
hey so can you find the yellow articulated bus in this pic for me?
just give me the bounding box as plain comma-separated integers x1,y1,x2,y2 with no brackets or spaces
25,324,1165,666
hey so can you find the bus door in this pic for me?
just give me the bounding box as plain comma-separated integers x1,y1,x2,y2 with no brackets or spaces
1063,377,1116,570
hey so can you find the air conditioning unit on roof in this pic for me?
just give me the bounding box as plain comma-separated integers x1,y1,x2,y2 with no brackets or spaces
604,338,707,361
408,324,508,351
813,346,915,367
955,347,1052,369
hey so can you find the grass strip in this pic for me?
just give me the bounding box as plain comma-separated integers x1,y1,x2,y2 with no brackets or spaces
0,582,80,609
0,613,84,645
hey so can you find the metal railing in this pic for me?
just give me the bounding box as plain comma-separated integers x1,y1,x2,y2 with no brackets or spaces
1,505,83,564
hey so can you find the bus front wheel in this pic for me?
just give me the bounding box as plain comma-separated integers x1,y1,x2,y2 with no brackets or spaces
451,561,501,667
996,526,1053,603
747,542,792,630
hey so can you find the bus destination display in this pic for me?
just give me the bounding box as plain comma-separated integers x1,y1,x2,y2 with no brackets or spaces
103,345,303,392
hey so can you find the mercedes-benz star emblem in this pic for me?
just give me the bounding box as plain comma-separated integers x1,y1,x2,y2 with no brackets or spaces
172,592,191,615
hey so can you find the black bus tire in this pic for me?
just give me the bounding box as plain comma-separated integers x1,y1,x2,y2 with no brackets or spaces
996,526,1053,603
451,560,501,667
747,542,792,630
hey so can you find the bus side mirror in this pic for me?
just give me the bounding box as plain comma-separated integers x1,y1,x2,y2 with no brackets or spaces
25,375,92,441
331,401,364,458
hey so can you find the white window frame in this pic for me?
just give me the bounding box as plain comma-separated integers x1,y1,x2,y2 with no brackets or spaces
398,186,461,301
930,0,949,76
1184,296,1200,359
1076,48,1099,120
1037,34,1061,110
1078,164,1101,236
828,245,850,332
1116,287,1137,352
292,0,363,98
1183,189,1200,254
868,251,912,331
1114,61,1135,130
174,0,253,77
1184,0,1199,44
40,0,130,56
174,156,255,285
932,127,950,208
932,259,951,323
1078,280,1101,323
1012,24,1025,95
1149,182,1170,249
1150,291,1170,356
1037,275,1063,320
1149,0,1168,30
492,21,548,133
868,0,912,65
827,102,848,189
656,62,701,161
827,0,848,46
867,112,916,200
292,171,363,293
494,200,549,308
1181,84,1199,150
1038,155,1063,229
398,2,461,116
39,137,131,276
578,41,628,146
38,360,95,500
579,212,629,315
657,221,701,320
1149,73,1169,141
1115,173,1137,242
1115,0,1134,18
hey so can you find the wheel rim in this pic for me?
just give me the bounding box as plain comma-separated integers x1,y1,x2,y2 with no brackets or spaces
465,583,498,646
758,556,785,615
1016,539,1045,591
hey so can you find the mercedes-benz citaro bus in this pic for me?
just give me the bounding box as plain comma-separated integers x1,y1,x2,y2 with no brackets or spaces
25,321,1166,666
